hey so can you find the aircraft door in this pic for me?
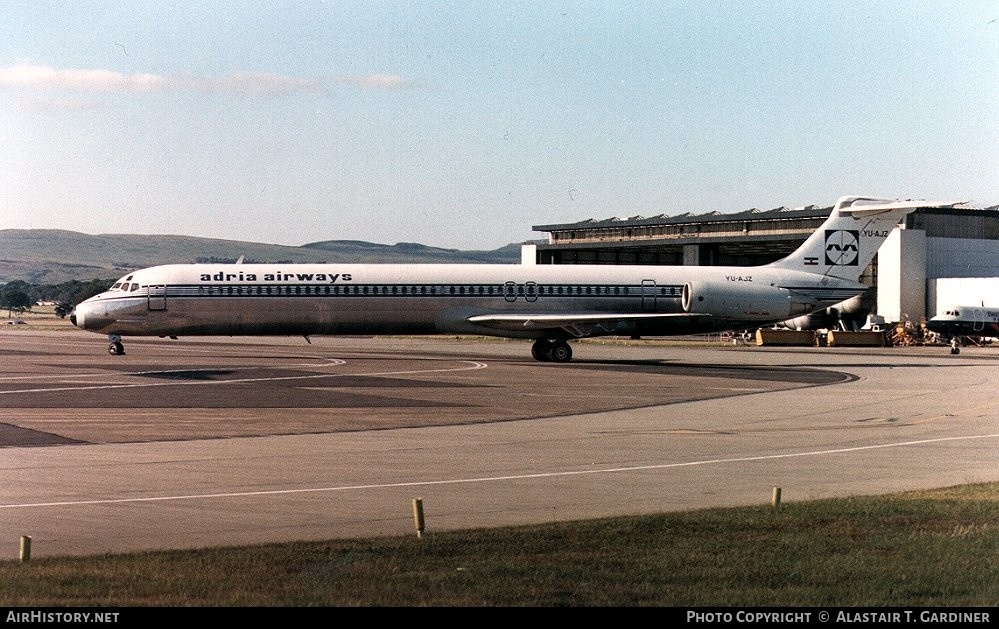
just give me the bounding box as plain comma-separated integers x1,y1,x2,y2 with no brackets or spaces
148,285,166,311
504,281,517,302
973,308,985,333
641,279,657,312
525,281,538,302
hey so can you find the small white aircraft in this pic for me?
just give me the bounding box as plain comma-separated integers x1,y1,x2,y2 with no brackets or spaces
71,195,958,361
925,305,999,354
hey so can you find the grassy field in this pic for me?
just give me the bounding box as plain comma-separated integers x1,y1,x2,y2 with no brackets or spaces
1,483,996,607
2,305,73,331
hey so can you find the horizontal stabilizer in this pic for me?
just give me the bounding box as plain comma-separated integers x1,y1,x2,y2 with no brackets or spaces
838,198,965,216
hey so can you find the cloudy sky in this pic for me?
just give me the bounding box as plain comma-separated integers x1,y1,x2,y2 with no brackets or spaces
2,1,997,250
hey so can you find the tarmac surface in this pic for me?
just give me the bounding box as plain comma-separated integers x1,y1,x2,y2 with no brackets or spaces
1,330,998,558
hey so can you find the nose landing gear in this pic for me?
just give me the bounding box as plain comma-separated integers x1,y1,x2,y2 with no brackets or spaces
108,334,125,355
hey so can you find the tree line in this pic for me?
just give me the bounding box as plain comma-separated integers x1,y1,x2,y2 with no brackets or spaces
1,278,114,318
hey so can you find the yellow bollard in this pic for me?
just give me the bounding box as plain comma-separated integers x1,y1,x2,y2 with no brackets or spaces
412,498,425,538
772,486,782,510
20,535,31,563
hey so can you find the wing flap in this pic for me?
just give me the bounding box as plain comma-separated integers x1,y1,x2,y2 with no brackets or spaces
467,312,708,337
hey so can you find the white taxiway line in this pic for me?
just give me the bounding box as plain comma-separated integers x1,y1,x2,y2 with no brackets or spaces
3,433,996,510
0,360,488,395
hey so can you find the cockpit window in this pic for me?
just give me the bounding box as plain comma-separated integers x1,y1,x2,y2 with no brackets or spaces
110,275,136,291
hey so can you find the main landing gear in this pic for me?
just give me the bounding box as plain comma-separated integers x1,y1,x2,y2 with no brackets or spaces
531,339,573,363
107,334,125,355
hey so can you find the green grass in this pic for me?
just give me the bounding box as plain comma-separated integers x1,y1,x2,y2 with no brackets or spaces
1,483,996,607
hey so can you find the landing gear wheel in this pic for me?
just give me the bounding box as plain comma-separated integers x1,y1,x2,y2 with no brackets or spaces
548,340,572,363
531,339,572,363
531,339,553,362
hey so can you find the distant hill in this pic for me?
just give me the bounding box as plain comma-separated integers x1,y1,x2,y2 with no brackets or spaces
0,229,527,285
300,239,523,263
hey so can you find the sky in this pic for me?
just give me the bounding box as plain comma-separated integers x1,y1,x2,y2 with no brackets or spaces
1,1,997,251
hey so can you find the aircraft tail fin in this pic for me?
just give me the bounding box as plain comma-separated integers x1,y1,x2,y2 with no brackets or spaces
768,195,962,281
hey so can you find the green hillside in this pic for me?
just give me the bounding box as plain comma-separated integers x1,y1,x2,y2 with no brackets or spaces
0,229,524,284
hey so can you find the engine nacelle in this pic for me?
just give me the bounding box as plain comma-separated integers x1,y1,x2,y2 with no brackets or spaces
682,281,816,321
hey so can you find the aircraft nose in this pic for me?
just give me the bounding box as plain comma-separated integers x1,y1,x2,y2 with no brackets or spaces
69,303,89,330
68,300,118,332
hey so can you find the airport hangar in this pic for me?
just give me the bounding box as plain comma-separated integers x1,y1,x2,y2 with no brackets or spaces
528,202,999,330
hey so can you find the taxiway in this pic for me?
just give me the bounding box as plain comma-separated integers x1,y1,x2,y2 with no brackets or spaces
1,331,997,558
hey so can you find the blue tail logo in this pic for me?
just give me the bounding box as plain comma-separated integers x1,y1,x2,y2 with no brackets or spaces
824,230,859,266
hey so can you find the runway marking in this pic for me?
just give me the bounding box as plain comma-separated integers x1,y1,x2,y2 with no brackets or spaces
0,361,489,395
0,360,348,382
3,433,996,510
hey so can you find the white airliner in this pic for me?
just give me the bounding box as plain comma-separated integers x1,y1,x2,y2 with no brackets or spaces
925,304,999,353
70,195,957,361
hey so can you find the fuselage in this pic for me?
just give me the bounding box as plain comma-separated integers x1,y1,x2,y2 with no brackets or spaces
926,306,999,339
70,261,866,341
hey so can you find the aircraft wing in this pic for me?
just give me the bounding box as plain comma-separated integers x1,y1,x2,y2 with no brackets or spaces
466,312,708,338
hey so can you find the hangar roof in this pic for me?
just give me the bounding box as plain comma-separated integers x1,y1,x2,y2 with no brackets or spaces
533,205,826,232
530,203,999,266
533,203,999,235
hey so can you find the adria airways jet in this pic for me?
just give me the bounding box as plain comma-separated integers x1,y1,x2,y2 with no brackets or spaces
71,195,958,361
